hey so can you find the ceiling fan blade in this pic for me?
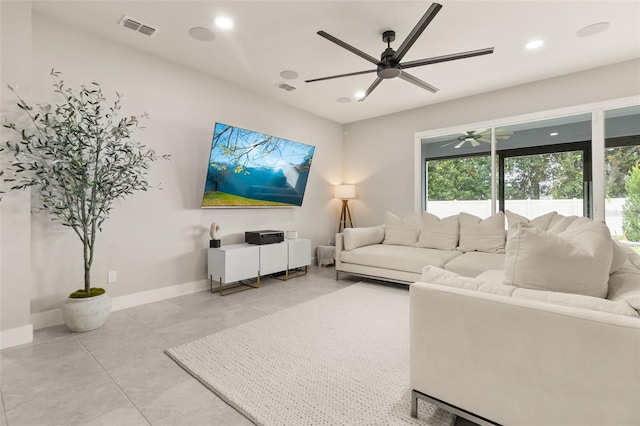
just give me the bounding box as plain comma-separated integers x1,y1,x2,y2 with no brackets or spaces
398,71,438,93
470,140,480,147
400,47,495,70
305,69,377,83
317,31,380,66
393,3,442,63
358,77,383,102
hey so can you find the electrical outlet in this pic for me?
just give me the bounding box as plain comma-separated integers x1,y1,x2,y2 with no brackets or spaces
108,271,117,283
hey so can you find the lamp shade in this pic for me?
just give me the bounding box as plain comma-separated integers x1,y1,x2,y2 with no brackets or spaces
335,184,356,199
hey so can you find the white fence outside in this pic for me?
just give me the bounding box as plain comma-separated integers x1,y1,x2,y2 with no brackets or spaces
426,198,627,237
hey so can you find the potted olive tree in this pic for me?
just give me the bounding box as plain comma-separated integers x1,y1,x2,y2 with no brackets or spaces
1,70,168,332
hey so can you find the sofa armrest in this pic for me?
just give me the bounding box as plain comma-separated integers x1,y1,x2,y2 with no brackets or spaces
335,233,344,270
410,282,640,426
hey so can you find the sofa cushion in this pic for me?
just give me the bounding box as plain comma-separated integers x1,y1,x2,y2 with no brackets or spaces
513,287,639,318
416,212,459,250
343,226,385,251
457,212,505,253
444,252,506,278
504,220,613,298
342,244,462,274
607,261,640,313
420,265,484,290
382,212,420,246
475,269,506,286
505,210,556,230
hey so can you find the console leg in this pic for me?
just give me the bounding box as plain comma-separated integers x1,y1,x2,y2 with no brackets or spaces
411,390,418,418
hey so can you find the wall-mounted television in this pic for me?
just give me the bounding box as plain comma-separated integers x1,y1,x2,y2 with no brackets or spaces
201,123,315,208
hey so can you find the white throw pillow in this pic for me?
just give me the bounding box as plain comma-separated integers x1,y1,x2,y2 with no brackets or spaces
505,210,557,231
610,240,630,274
343,226,385,251
504,220,613,298
415,212,459,250
382,212,420,246
547,214,589,234
457,212,506,253
607,261,640,313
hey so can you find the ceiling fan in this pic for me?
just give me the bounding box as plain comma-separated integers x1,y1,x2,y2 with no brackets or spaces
442,128,514,149
305,3,494,102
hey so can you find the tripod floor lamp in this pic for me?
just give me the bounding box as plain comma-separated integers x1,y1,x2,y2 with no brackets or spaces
335,184,355,233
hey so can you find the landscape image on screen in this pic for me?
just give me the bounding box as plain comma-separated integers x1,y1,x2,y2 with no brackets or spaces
202,123,315,207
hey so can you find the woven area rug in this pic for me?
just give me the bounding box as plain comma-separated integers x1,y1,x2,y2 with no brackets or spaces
165,282,455,426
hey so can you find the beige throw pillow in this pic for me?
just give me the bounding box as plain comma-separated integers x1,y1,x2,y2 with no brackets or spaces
343,226,385,251
505,210,557,231
504,220,613,298
457,212,506,253
415,212,459,250
607,261,640,313
382,211,420,246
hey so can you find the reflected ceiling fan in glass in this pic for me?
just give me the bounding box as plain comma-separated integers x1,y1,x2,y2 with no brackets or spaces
442,128,513,149
304,2,494,101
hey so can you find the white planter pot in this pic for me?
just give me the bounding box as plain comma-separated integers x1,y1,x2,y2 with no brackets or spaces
61,293,112,332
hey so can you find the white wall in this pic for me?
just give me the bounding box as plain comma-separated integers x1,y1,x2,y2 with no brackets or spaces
343,59,640,226
0,1,34,348
1,8,344,340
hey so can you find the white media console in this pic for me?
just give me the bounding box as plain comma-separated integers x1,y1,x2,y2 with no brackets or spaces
207,238,311,295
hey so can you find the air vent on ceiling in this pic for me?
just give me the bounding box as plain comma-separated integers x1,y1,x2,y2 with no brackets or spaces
119,16,157,37
276,82,297,92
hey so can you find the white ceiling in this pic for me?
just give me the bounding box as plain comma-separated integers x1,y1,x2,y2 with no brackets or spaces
32,1,640,124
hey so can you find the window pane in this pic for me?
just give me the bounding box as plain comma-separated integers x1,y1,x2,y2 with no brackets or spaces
504,151,584,217
422,130,492,217
605,105,640,247
425,156,492,218
498,113,591,216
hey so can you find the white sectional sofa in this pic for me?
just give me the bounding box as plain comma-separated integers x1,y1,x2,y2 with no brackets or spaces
336,210,511,283
336,210,640,425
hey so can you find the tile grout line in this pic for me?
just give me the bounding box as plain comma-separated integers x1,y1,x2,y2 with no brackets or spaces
72,332,153,425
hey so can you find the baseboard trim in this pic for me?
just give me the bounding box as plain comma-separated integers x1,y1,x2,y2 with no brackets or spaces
30,278,210,330
0,324,34,349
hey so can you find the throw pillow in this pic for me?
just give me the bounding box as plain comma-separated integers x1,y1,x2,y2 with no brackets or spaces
343,226,385,251
607,261,640,314
504,221,613,298
382,211,420,246
547,214,589,234
505,210,557,231
610,240,630,274
457,212,506,253
415,212,459,250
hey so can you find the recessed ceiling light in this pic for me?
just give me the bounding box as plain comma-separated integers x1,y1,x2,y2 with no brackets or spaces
354,91,365,100
214,17,234,30
550,132,559,136
577,22,610,37
280,70,299,80
189,27,215,42
336,97,351,103
525,39,545,50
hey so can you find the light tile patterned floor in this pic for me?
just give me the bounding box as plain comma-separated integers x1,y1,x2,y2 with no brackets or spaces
0,266,474,426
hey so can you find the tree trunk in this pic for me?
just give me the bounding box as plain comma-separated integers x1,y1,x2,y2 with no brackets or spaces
83,239,91,293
